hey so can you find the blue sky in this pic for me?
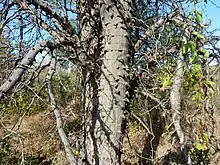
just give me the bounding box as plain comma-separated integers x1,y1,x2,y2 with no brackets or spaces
199,0,220,33
36,1,220,63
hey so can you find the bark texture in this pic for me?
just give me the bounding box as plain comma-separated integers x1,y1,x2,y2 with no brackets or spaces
170,55,192,165
84,0,132,164
77,1,102,164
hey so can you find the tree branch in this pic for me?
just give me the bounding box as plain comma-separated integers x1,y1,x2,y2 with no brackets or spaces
134,11,179,51
0,40,53,101
46,50,77,165
18,0,75,35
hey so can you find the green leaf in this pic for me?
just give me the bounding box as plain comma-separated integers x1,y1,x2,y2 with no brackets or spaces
189,57,194,64
200,49,210,59
197,33,205,40
210,88,215,95
205,80,215,88
192,31,198,36
192,92,202,101
162,78,171,88
187,41,196,52
195,143,203,150
205,51,210,58
193,63,201,71
192,31,205,40
182,44,187,54
196,11,203,24
202,133,209,142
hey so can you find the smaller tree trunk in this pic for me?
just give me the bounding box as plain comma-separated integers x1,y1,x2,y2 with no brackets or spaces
170,54,191,165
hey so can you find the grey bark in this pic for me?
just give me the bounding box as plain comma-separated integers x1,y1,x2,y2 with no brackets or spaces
46,51,77,165
84,1,132,164
77,1,101,164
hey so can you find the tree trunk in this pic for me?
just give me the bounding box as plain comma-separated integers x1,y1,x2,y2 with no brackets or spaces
84,0,132,164
170,54,192,165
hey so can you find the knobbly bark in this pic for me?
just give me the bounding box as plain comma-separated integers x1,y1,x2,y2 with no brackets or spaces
83,0,132,164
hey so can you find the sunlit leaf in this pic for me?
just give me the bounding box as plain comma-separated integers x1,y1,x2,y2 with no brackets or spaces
192,31,205,40
204,80,215,89
200,49,210,59
187,41,196,52
196,11,203,24
189,57,194,64
182,44,187,54
162,78,171,88
195,143,203,150
202,133,209,142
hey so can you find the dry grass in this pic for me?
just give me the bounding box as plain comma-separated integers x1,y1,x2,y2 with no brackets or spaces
0,111,70,164
122,123,148,165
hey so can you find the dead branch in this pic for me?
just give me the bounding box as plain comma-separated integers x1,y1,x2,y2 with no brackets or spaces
17,0,75,35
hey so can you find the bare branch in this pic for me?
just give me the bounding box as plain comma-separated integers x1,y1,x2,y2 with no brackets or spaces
17,0,75,35
134,11,179,51
0,40,53,101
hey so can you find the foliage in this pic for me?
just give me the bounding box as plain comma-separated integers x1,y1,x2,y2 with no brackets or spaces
0,137,19,165
52,71,81,108
0,71,81,115
190,132,211,165
0,85,47,115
